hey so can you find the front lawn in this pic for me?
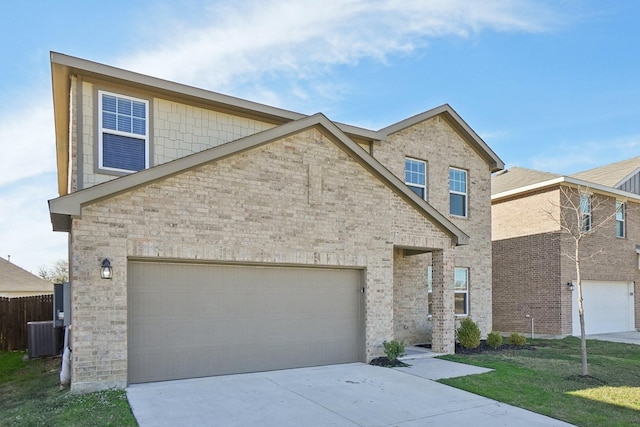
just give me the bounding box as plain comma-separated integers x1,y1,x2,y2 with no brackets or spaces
0,351,137,426
439,337,640,427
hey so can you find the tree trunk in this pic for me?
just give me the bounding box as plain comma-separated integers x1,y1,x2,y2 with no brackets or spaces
576,244,589,376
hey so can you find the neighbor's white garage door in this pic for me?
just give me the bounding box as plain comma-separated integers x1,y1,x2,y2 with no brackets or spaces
128,261,365,384
572,280,635,335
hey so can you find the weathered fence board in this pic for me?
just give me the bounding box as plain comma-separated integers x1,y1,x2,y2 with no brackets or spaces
0,295,53,351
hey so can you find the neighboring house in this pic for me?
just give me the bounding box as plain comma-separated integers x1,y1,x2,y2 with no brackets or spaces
0,257,53,298
48,52,503,392
492,165,640,338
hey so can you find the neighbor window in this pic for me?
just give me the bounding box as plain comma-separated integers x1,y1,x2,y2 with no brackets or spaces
580,194,592,232
426,266,469,316
405,158,427,200
616,201,625,238
99,91,149,173
449,168,467,217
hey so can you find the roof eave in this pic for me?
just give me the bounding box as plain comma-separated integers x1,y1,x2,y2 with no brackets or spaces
48,113,469,246
377,104,504,173
51,57,71,196
314,118,470,246
492,176,640,203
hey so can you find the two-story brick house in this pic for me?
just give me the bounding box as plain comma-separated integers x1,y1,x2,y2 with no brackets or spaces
492,164,640,337
48,52,503,391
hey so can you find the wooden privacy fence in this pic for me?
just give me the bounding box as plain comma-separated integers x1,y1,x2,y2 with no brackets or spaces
0,295,53,351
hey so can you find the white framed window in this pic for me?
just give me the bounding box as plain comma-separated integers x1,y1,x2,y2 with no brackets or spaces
449,167,467,217
405,158,427,200
427,266,433,316
616,201,625,238
454,267,469,316
580,194,592,232
427,266,469,316
98,91,149,173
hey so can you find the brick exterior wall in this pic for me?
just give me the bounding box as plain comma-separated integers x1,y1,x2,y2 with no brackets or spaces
69,128,461,391
492,232,564,335
61,74,496,391
492,188,561,241
493,185,640,336
377,116,494,339
393,250,430,344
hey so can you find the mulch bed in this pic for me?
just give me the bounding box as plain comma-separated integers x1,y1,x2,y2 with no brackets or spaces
370,340,535,367
416,340,534,354
454,341,534,354
369,357,410,367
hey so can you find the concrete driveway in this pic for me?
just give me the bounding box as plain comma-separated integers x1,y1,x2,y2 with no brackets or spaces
586,331,640,345
127,358,572,426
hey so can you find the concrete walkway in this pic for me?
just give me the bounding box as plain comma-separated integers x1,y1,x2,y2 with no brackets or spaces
127,358,573,426
586,331,640,345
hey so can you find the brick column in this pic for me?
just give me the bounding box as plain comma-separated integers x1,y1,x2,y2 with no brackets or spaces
431,247,455,353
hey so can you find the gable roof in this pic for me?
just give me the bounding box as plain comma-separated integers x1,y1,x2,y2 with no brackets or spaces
49,113,470,246
492,167,562,195
492,166,640,203
0,257,53,296
51,52,503,196
569,156,640,188
379,105,504,173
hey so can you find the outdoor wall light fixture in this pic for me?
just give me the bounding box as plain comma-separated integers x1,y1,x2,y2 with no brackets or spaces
100,258,113,279
566,282,574,291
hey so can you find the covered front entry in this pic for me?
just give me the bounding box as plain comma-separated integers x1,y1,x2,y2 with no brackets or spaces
572,280,635,335
128,261,365,384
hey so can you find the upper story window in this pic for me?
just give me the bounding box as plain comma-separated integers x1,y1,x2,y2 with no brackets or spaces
405,158,427,200
99,91,149,173
449,167,467,217
580,194,592,232
616,201,625,238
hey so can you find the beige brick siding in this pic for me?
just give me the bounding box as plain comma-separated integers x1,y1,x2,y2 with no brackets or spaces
492,188,561,240
375,116,494,338
69,127,456,391
393,250,430,344
493,185,640,335
78,80,275,189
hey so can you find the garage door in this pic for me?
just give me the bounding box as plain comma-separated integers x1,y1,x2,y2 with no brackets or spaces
128,261,364,384
572,281,635,335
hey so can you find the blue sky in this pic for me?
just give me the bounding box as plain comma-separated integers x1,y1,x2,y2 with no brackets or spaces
1,0,639,273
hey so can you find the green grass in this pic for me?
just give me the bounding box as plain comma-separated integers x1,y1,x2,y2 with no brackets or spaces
439,337,640,427
0,352,137,427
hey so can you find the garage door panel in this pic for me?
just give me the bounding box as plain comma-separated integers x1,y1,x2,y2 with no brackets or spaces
572,281,634,335
128,261,363,383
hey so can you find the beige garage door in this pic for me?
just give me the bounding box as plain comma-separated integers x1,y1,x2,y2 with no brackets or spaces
128,261,365,384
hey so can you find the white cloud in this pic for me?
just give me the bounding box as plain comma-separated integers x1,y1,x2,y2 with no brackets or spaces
0,174,67,274
0,97,55,186
121,0,558,96
528,134,640,174
0,0,564,274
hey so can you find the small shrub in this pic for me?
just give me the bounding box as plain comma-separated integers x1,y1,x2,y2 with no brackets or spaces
508,332,527,346
457,317,481,349
383,340,405,361
486,331,503,349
